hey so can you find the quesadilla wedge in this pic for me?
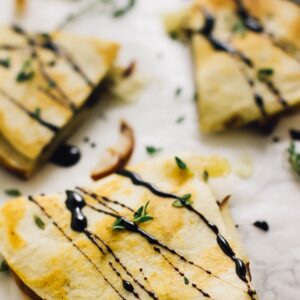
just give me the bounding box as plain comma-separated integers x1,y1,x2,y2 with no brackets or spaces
0,25,119,178
165,0,300,132
0,155,258,299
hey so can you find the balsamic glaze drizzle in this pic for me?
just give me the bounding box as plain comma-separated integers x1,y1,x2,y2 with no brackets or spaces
155,247,212,299
28,190,256,299
234,0,264,33
91,233,159,300
65,190,87,232
0,87,59,133
77,187,135,213
50,144,81,168
84,191,251,294
109,262,140,299
234,0,300,63
253,221,269,232
200,13,253,67
116,169,256,299
38,33,95,88
199,12,288,112
290,129,300,140
28,195,125,300
11,25,77,112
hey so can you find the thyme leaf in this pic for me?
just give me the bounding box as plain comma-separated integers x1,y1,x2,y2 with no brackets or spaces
288,141,300,177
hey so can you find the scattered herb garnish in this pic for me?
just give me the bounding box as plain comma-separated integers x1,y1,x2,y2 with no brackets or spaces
16,59,35,82
113,0,136,18
113,201,154,230
184,277,189,285
232,20,247,36
48,79,56,88
133,201,153,224
175,87,182,97
175,156,188,170
193,92,198,102
0,58,11,68
172,193,193,208
0,260,8,273
146,146,162,156
58,0,136,30
32,108,42,121
169,31,178,40
4,188,21,197
34,216,45,230
112,218,125,230
257,68,274,82
203,170,209,182
176,116,185,124
48,60,56,67
288,141,300,177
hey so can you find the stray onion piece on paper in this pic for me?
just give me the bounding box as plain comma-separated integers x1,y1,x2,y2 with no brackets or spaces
91,120,135,181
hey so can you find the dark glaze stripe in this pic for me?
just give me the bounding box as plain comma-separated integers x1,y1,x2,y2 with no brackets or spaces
11,25,77,112
139,268,154,293
0,87,60,133
290,129,300,140
239,68,267,118
37,86,75,111
86,208,215,299
115,169,256,299
200,13,253,67
91,233,159,300
109,262,140,299
234,0,264,33
86,203,120,218
77,188,119,215
82,190,243,292
58,47,95,89
155,247,212,299
265,80,289,107
84,230,106,255
254,93,267,118
77,187,135,213
199,12,288,111
28,196,125,300
66,191,160,298
234,0,300,63
38,34,95,88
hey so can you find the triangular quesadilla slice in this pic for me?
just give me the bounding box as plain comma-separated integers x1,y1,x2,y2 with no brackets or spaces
0,25,119,178
165,0,300,132
0,155,258,299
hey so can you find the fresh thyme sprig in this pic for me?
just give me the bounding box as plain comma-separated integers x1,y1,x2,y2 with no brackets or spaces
231,20,247,36
0,58,10,68
16,59,35,82
4,188,21,197
203,170,209,182
146,146,162,156
0,260,8,273
175,157,188,170
34,216,45,230
172,193,193,208
257,68,274,82
288,141,300,177
113,201,153,230
58,0,136,30
133,201,153,223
